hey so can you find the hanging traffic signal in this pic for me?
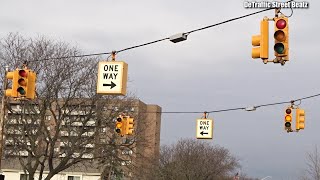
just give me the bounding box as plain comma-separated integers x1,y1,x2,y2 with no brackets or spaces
252,18,269,60
115,115,125,136
296,108,305,130
274,17,289,62
5,70,19,98
125,117,134,135
6,68,36,99
284,107,292,132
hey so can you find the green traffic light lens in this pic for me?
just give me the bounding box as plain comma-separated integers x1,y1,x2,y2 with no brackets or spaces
17,87,26,95
274,43,285,54
115,129,121,133
285,122,291,127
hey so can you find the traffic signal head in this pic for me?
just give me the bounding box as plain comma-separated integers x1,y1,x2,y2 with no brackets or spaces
252,18,269,60
5,70,19,98
274,17,289,61
17,69,27,96
115,116,125,136
284,107,292,131
296,108,305,130
125,117,134,135
5,68,36,99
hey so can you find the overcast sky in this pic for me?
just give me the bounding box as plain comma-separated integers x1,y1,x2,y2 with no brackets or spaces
1,0,319,179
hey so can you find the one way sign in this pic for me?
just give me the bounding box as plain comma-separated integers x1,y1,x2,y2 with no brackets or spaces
196,119,213,139
97,61,128,95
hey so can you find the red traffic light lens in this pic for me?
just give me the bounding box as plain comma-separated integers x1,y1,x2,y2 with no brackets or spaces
274,30,286,42
19,70,27,77
117,117,122,122
274,43,285,54
17,87,26,95
276,19,286,29
286,108,292,114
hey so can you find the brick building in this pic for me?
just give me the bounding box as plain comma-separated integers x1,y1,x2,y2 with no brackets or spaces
0,98,161,180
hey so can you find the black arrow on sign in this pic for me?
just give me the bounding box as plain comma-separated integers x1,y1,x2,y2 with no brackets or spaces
200,131,208,136
103,81,116,89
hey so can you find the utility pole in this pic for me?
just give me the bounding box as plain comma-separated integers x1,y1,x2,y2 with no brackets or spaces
0,65,9,172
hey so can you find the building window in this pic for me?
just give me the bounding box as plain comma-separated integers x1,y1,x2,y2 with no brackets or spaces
67,176,81,180
20,174,29,180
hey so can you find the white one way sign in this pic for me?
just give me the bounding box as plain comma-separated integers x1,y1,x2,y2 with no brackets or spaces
97,61,128,95
196,119,213,139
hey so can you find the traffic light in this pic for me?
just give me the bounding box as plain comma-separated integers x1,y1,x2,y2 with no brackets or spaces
296,108,305,130
125,117,134,135
252,18,269,60
115,115,125,136
284,107,292,132
274,16,289,61
5,68,36,99
5,70,19,98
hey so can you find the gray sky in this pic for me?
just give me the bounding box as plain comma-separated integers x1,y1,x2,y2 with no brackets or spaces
0,0,318,179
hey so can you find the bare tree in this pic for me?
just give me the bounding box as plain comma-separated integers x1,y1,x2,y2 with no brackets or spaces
0,33,146,180
153,138,240,180
301,146,320,180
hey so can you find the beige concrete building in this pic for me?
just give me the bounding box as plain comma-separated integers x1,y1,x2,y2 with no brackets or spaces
0,99,161,180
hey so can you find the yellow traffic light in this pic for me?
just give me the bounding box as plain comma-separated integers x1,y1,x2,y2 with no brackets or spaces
274,16,289,61
296,108,305,130
115,115,125,136
5,70,19,98
284,107,292,132
6,68,36,99
125,117,134,135
252,18,269,60
26,70,36,99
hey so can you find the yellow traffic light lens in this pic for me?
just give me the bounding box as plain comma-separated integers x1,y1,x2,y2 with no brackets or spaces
19,70,27,77
285,115,292,121
17,87,26,95
276,19,287,29
18,78,27,86
274,30,286,42
116,123,122,128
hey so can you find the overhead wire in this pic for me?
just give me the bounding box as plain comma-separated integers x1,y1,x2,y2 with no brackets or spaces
142,92,320,114
28,5,280,63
